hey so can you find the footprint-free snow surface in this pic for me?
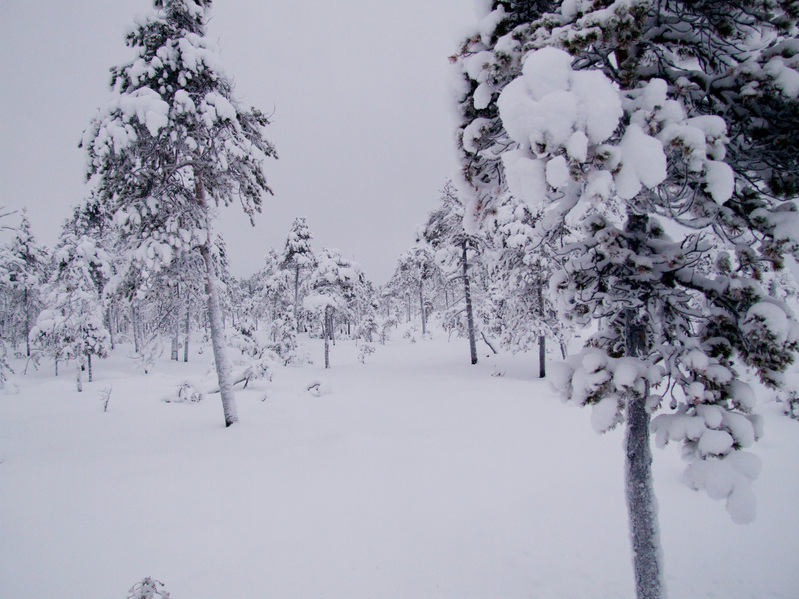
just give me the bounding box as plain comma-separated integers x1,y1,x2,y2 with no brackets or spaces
1,333,797,598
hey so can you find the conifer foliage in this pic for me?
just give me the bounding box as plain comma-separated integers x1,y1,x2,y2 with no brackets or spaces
455,2,799,598
81,0,276,426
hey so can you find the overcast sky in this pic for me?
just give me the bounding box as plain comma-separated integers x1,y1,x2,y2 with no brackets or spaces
0,0,478,283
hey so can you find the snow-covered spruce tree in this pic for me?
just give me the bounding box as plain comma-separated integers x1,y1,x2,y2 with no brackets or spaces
418,182,483,362
455,3,799,598
279,217,316,331
81,0,275,426
31,231,111,390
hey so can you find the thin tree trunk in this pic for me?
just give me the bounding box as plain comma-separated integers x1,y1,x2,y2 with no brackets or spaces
538,335,546,378
324,308,331,369
419,279,426,335
87,352,93,383
183,294,191,363
106,306,115,351
481,331,498,355
132,305,140,354
462,241,478,365
76,361,83,392
294,265,300,329
24,287,31,357
171,285,180,361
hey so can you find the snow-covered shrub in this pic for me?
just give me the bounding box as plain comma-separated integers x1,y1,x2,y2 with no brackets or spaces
357,343,376,364
127,577,169,599
783,390,799,420
379,316,397,345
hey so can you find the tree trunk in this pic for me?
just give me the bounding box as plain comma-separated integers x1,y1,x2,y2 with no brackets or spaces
538,335,546,378
200,241,238,427
76,361,83,393
24,287,31,357
183,293,191,363
419,279,427,335
171,285,180,361
324,308,331,369
106,306,115,351
624,304,664,599
87,352,93,383
462,241,478,365
294,265,301,330
195,173,237,427
132,304,141,354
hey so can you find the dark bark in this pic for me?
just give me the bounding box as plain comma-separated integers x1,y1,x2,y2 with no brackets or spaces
294,265,300,330
419,279,427,335
538,335,546,378
324,307,331,369
171,285,180,361
624,304,664,599
462,241,478,365
183,294,191,363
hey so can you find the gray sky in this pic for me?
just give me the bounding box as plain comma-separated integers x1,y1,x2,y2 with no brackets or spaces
0,0,477,283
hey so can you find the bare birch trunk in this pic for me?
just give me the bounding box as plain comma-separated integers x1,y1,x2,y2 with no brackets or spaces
88,353,93,383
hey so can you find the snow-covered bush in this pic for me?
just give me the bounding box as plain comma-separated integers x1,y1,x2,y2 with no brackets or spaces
127,577,169,599
357,343,376,364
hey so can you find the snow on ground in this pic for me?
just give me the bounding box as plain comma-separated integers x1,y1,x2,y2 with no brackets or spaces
1,330,797,598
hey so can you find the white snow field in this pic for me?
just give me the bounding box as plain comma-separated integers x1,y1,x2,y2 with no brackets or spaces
1,331,797,599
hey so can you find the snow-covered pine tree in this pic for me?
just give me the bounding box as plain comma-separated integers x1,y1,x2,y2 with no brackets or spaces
453,1,560,228
0,211,49,357
279,217,316,331
418,182,487,363
304,248,361,368
31,230,111,390
487,192,567,376
455,3,799,598
393,245,440,337
81,0,275,426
